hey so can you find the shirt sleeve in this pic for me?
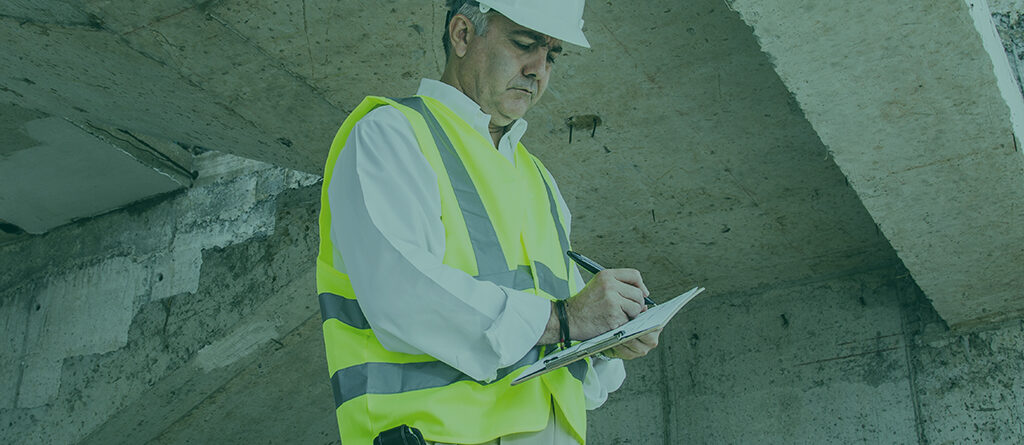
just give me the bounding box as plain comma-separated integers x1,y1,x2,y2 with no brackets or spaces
327,106,552,382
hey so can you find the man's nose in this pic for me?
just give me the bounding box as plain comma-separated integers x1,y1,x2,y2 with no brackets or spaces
522,52,548,79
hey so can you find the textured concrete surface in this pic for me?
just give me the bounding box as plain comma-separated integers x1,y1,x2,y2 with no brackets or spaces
0,152,318,444
0,0,898,298
589,268,1024,444
727,0,1024,327
1,0,1023,443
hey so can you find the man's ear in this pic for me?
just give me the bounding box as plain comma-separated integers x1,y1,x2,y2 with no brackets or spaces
449,14,474,58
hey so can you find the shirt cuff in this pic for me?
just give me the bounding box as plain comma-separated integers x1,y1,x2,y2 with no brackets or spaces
584,356,626,410
483,287,552,372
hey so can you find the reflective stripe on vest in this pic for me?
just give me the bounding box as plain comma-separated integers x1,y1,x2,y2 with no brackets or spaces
319,97,583,408
395,97,571,298
320,96,572,334
327,343,589,408
319,95,589,444
392,96,508,278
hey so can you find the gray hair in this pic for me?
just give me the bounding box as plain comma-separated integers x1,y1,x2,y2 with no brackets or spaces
442,0,493,58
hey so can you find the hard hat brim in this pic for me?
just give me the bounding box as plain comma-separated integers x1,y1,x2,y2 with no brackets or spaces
479,1,592,49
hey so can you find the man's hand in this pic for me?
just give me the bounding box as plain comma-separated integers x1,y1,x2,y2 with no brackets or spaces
604,327,662,360
566,268,650,340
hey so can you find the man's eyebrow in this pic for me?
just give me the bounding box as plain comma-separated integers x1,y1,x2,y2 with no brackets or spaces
510,30,563,53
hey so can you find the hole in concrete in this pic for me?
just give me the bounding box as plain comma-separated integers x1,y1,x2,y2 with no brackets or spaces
157,273,164,282
35,304,41,311
565,114,603,143
0,220,26,235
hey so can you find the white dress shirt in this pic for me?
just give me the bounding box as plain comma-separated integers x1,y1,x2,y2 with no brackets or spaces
328,79,625,409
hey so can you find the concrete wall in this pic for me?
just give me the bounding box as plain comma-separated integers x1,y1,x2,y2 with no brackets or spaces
2,153,1022,444
0,152,321,444
590,268,1024,444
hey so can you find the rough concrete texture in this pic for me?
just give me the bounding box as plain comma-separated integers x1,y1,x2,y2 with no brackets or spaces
1,0,1023,443
99,259,1024,444
526,0,896,300
149,313,337,444
588,268,1024,444
912,321,1024,442
727,0,1024,327
0,0,900,299
0,0,341,175
0,151,318,444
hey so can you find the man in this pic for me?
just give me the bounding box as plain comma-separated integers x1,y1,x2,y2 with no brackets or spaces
316,1,662,443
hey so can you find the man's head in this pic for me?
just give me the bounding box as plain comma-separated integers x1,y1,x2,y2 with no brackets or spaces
439,0,589,127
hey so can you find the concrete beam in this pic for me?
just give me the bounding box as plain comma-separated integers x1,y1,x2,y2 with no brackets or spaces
728,0,1024,327
0,116,185,234
0,1,343,174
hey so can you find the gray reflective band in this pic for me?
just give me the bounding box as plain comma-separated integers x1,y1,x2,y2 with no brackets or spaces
320,262,565,330
319,292,370,329
534,261,570,301
391,96,508,277
532,159,574,300
476,264,535,290
390,97,573,299
323,99,588,407
330,345,552,408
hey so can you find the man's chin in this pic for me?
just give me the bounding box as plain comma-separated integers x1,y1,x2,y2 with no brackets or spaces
498,103,530,122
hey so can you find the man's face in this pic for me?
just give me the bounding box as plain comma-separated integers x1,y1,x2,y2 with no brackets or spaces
460,14,563,126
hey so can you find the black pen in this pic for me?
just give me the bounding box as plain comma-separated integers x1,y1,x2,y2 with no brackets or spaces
566,250,657,307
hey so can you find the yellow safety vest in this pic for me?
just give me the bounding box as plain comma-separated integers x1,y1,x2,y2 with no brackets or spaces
317,95,588,445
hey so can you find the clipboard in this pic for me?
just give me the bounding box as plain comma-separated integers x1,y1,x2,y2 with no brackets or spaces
511,286,705,385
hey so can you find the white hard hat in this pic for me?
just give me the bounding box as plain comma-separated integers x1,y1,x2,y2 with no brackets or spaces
478,0,590,48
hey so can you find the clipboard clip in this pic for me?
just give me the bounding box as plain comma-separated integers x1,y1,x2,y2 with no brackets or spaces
542,331,624,370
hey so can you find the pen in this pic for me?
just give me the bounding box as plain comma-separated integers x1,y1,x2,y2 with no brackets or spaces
566,250,657,307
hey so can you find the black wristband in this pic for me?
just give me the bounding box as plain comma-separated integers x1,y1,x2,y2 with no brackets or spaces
554,300,570,349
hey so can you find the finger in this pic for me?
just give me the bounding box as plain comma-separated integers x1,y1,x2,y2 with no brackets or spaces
612,280,647,306
637,331,659,348
605,268,650,297
619,297,644,319
639,327,663,344
616,341,646,360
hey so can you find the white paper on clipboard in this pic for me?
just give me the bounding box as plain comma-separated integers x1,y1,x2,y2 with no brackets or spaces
511,286,705,386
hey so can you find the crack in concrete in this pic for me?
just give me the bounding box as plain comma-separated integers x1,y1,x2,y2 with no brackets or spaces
203,10,339,110
81,122,195,183
657,345,675,444
120,6,197,36
897,278,928,445
0,12,105,32
302,0,315,81
793,346,902,367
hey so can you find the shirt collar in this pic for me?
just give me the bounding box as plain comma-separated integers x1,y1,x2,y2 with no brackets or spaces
416,78,529,163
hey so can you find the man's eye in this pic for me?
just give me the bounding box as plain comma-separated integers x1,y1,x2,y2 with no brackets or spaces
512,41,532,50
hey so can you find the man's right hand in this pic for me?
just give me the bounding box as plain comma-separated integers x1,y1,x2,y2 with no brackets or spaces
566,269,650,341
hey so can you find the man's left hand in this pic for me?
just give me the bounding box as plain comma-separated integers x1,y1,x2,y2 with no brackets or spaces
605,327,662,360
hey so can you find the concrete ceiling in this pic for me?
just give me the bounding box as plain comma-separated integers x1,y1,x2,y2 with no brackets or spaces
1,0,1022,440
727,0,1024,327
0,0,899,294
3,0,1020,323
